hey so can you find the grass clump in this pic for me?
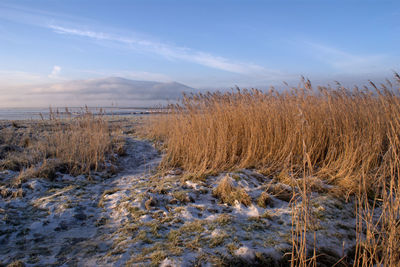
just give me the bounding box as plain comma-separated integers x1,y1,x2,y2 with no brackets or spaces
180,220,205,233
214,214,233,226
257,191,272,208
212,175,251,206
6,260,25,267
209,233,228,248
149,250,167,265
172,190,190,203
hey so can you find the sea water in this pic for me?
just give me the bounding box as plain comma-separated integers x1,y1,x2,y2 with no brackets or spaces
0,107,156,120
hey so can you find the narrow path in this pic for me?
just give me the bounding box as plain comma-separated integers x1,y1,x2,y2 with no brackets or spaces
0,138,161,266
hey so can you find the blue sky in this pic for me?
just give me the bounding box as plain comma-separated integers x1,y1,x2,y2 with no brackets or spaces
0,0,399,106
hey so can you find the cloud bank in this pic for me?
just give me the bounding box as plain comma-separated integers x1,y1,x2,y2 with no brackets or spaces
0,77,194,108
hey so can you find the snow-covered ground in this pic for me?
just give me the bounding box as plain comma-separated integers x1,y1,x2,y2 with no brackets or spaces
1,137,358,266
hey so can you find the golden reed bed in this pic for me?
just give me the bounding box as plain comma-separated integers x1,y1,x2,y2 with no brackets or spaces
144,74,400,266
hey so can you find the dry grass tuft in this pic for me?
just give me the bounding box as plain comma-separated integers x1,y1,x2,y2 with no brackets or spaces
266,183,293,202
6,260,25,267
257,191,272,208
212,175,251,206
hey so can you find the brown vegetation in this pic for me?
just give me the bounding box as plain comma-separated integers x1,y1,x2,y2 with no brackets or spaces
144,74,400,266
44,112,116,176
212,175,251,206
0,110,122,183
145,77,397,195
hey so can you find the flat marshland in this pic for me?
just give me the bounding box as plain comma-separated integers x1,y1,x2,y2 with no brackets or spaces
1,77,400,266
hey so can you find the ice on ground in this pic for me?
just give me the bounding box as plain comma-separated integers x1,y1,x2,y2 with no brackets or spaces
160,258,178,267
0,138,361,266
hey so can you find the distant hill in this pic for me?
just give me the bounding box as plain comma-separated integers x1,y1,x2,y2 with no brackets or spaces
62,77,193,99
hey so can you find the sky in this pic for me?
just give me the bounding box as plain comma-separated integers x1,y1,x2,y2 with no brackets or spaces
0,0,399,107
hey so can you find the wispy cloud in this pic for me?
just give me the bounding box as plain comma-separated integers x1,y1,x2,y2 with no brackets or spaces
48,25,275,75
0,4,282,81
306,42,387,73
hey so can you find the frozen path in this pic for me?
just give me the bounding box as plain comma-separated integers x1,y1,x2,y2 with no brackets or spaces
0,138,161,266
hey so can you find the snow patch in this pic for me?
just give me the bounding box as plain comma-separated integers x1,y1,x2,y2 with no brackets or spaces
160,257,177,267
234,246,256,262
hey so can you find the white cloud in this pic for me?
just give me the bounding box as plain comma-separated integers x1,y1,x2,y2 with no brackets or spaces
48,65,61,79
48,25,278,76
306,42,388,74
